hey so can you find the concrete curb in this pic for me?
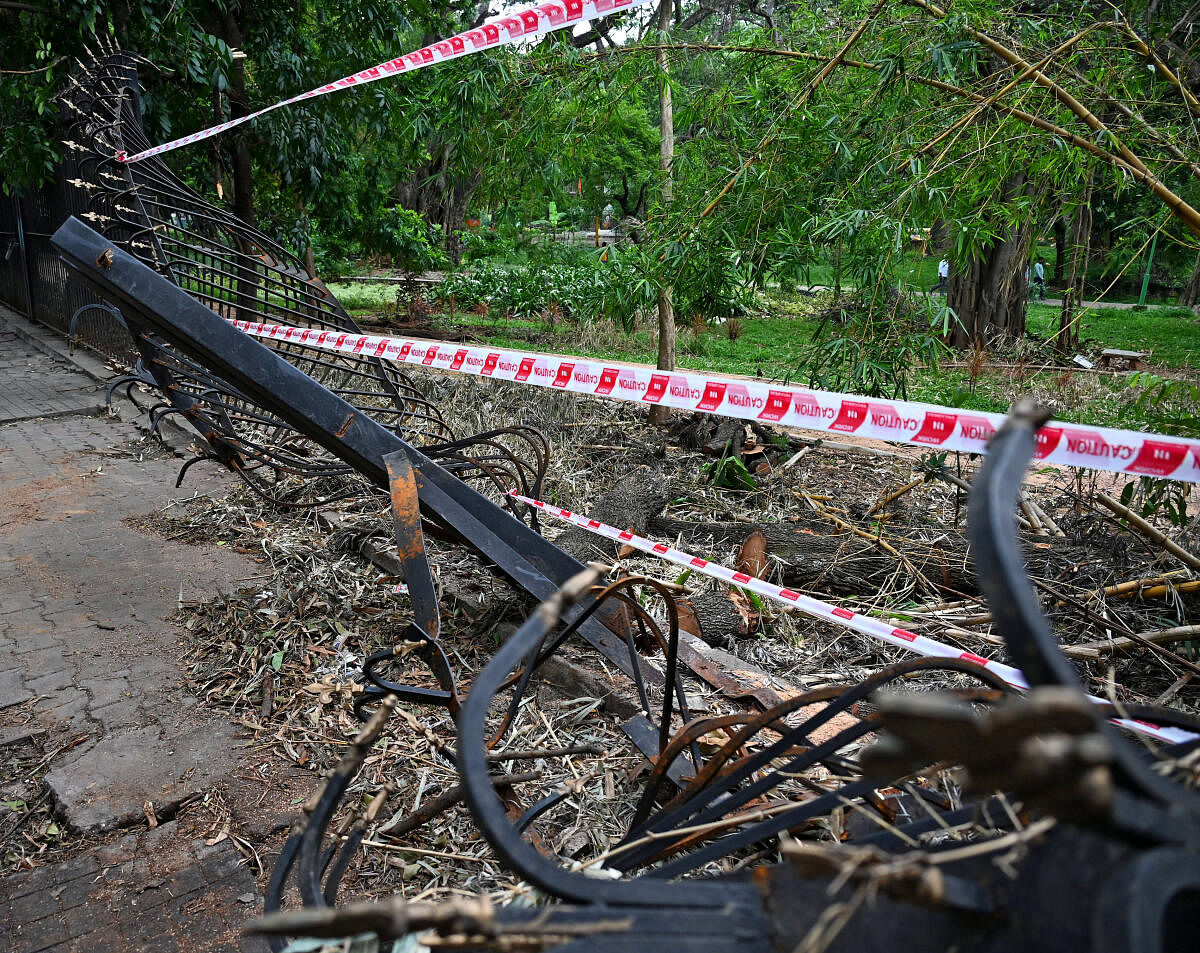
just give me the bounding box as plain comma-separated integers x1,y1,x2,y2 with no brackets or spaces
0,303,200,455
0,304,112,383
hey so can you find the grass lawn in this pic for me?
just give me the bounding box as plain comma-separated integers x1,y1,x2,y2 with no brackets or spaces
1025,302,1200,368
329,278,1200,437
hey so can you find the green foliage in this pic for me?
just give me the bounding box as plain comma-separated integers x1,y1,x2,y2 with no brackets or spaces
702,444,758,492
1026,305,1200,369
795,292,950,400
573,244,659,332
1119,477,1191,529
437,256,596,321
7,0,1200,365
434,238,758,329
366,207,449,273
1126,372,1200,437
326,281,395,313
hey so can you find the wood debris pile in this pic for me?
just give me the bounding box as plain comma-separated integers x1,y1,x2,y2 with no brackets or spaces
149,376,1199,907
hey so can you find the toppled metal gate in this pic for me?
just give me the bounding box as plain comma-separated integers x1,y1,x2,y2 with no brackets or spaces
53,214,1200,953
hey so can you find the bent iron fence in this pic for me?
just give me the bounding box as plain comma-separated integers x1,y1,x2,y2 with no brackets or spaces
55,215,1200,953
0,165,138,362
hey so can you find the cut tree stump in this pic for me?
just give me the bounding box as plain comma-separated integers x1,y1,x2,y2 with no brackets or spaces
551,469,672,562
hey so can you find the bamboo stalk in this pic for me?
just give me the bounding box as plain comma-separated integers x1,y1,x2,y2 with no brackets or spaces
1155,673,1194,706
1103,570,1191,597
1050,571,1198,607
1031,501,1066,538
781,447,811,470
1120,22,1200,117
866,476,925,517
1071,625,1200,657
800,489,916,567
1093,492,1200,572
1020,493,1047,536
1128,580,1200,600
617,39,1200,236
903,0,1200,238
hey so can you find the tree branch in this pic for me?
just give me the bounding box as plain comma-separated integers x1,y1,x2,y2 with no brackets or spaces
610,40,1200,236
1120,20,1200,117
697,0,890,223
0,1,63,16
902,0,1200,237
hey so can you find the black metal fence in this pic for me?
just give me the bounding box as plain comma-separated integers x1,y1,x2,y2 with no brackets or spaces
0,163,137,363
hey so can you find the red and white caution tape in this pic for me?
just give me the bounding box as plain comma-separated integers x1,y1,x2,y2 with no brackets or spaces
118,0,654,164
507,489,1196,746
228,318,1200,484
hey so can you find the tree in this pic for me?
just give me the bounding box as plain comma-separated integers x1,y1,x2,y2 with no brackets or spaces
946,175,1038,347
649,0,676,425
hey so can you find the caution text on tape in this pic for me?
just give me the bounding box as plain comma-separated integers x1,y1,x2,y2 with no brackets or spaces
228,318,1200,484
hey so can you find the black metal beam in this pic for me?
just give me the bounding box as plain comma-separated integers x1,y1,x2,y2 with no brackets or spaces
50,215,654,684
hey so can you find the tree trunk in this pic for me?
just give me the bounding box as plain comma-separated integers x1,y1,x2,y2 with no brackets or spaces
930,218,948,252
649,0,676,426
947,175,1035,347
219,15,258,322
551,472,671,562
395,142,479,266
1053,214,1066,282
1056,172,1094,355
1181,251,1200,308
223,19,255,230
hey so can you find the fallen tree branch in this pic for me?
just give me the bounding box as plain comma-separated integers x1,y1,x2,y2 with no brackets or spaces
605,42,1200,226
1092,492,1200,573
1070,625,1200,662
376,770,542,839
903,0,1200,237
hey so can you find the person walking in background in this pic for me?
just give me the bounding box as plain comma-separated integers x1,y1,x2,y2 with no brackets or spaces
934,258,949,293
1032,256,1046,298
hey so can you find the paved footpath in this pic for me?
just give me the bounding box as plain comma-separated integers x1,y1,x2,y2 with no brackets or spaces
0,307,278,952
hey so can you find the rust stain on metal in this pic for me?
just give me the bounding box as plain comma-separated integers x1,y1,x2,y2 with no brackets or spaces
385,455,425,560
335,412,356,437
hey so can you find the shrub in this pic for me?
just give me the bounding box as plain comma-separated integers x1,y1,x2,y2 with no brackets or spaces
366,206,449,274
795,289,951,400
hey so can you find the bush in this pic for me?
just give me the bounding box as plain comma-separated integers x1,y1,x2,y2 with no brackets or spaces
436,236,757,330
795,289,950,400
366,206,449,273
438,247,636,324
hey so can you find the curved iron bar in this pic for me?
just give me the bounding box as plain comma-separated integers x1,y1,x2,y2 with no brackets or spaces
261,829,305,953
486,576,698,760
967,401,1200,825
626,658,1009,836
458,567,740,907
611,658,1015,875
57,44,549,511
351,628,459,719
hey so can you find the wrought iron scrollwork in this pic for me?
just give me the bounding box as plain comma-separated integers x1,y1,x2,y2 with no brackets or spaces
58,41,547,513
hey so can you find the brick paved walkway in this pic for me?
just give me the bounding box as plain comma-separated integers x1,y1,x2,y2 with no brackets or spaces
0,326,106,425
2,836,264,953
1,307,274,952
